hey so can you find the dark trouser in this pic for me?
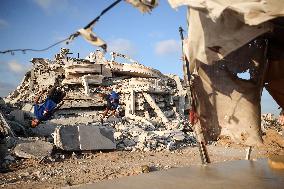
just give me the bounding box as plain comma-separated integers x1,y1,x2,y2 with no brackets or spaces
47,87,66,104
0,138,7,168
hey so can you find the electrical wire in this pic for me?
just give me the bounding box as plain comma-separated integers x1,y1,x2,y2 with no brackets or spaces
0,37,71,55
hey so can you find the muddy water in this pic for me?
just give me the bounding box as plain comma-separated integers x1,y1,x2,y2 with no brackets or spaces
70,159,284,189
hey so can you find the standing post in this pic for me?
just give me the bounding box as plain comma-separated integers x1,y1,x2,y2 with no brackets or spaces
179,26,210,165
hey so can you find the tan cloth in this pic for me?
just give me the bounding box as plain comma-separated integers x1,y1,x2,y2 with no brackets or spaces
191,37,266,146
170,0,284,146
168,0,284,25
78,28,107,51
266,79,284,109
168,0,284,65
125,0,159,13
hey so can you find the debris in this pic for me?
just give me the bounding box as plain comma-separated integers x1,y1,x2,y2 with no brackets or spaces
4,155,15,162
14,139,53,159
0,111,15,137
4,48,192,152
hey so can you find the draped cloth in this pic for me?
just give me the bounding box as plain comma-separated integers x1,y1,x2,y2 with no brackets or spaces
168,0,284,145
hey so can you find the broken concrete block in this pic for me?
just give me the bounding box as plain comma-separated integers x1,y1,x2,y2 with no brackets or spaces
32,123,58,137
21,103,34,115
172,134,185,141
7,121,28,136
123,138,136,147
114,132,122,140
9,110,25,125
0,111,15,137
129,127,144,137
0,97,5,107
78,126,115,150
54,126,80,151
14,140,53,159
54,125,115,151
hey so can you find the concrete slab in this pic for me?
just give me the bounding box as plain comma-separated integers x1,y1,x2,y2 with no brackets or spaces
14,140,53,159
54,125,115,151
66,159,284,189
54,126,80,151
78,126,115,150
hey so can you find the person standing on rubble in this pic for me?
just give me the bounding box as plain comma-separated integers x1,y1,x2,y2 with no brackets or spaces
31,86,65,128
101,90,120,123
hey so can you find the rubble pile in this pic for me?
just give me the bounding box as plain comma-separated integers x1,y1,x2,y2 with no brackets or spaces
111,119,195,151
261,113,283,133
3,48,194,152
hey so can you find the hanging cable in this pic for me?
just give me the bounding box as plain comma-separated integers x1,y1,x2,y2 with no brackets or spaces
0,37,71,55
0,0,122,55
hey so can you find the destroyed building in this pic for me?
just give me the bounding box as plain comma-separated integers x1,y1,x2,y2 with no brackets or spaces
3,48,194,152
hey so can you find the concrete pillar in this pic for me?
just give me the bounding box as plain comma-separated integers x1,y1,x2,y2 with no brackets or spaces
130,90,135,114
143,93,169,125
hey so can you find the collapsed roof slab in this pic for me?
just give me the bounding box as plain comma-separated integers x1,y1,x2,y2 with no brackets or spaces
65,63,112,78
109,61,164,78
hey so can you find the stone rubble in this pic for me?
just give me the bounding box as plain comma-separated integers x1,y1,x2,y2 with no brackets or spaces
261,113,283,133
2,48,194,152
14,139,53,159
2,48,283,157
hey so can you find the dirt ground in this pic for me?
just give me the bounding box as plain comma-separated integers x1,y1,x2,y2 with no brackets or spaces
1,129,284,189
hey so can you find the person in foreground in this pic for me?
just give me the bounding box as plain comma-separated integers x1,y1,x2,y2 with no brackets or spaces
31,86,65,128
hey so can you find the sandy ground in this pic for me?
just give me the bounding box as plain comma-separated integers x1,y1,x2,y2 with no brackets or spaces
1,129,284,189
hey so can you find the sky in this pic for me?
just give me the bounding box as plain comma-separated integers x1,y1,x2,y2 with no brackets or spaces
0,0,281,115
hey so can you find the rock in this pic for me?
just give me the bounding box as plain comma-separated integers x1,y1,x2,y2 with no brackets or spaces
19,172,29,178
164,110,175,118
4,155,15,162
114,132,122,140
138,132,148,143
166,141,176,151
141,165,150,173
5,136,17,149
54,125,116,151
0,97,5,107
9,110,26,125
106,117,121,123
117,124,128,131
129,127,144,137
14,140,53,159
7,121,27,136
53,126,79,151
153,130,170,138
21,103,34,115
32,123,58,137
32,171,41,179
172,133,185,141
123,138,136,147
